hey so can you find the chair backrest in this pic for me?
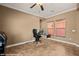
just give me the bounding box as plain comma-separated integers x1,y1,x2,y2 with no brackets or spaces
32,29,37,37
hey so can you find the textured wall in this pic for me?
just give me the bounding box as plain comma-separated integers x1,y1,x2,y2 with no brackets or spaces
41,10,79,44
0,5,40,45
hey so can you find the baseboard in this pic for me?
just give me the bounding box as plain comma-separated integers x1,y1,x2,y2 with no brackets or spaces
6,38,79,48
6,40,35,48
47,38,79,47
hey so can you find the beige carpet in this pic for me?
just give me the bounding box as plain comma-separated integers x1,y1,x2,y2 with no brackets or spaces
6,39,79,56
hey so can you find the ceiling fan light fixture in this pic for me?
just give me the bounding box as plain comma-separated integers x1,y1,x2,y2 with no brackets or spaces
30,0,44,11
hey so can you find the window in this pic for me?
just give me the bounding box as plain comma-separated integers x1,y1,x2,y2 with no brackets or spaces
55,20,65,36
47,22,54,35
47,20,66,37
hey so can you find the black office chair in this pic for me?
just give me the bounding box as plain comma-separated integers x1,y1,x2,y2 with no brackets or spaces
32,29,41,44
0,32,7,56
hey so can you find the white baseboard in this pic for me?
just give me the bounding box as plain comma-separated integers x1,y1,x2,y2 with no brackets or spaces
47,38,79,47
6,38,79,48
6,40,35,48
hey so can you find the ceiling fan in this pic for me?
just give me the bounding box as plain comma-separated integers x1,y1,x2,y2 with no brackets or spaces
30,3,44,11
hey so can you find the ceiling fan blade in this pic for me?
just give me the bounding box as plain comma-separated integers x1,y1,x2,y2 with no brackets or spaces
30,3,37,8
40,5,44,11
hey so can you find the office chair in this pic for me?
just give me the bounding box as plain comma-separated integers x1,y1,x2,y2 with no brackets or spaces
32,29,41,44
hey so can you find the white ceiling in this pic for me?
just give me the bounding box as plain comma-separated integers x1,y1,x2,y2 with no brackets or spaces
0,3,77,18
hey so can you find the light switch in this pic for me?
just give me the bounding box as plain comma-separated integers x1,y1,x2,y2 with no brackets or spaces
72,29,76,32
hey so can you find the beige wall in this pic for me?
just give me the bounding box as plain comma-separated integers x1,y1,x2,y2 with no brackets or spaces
41,10,79,44
0,5,40,45
75,10,79,44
